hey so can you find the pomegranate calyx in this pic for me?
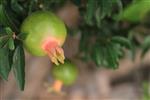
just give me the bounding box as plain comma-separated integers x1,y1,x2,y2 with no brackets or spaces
42,40,65,65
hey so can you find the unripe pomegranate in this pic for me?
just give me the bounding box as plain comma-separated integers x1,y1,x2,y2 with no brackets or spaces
21,11,67,65
50,61,78,93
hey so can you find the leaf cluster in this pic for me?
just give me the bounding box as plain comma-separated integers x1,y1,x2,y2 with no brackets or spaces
0,0,68,91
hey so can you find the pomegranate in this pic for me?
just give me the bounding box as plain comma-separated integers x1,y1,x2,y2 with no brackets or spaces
21,11,67,65
50,61,78,93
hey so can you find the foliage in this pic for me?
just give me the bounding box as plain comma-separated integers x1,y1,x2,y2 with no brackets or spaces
117,0,150,22
142,36,150,57
0,0,150,90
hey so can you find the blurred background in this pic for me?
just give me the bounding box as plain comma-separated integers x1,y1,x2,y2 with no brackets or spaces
0,0,150,100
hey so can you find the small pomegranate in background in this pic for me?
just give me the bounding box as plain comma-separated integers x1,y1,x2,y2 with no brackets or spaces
50,60,78,93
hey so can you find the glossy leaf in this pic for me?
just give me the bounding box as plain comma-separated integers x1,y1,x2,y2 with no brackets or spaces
17,32,28,40
0,2,19,32
91,41,123,69
91,44,103,66
97,0,113,19
0,4,9,26
111,36,132,49
5,27,13,35
0,48,11,80
85,0,96,25
0,35,9,48
0,27,15,49
12,45,25,90
107,43,119,69
8,38,15,50
11,0,24,15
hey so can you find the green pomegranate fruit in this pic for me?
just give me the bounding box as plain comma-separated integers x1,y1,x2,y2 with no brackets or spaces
48,61,78,93
51,61,78,86
21,11,67,65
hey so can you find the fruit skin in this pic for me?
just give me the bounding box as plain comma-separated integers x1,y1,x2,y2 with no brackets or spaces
51,61,78,86
20,11,67,56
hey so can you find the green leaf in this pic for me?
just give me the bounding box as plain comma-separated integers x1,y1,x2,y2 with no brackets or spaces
91,42,122,69
141,36,150,57
116,0,150,22
113,43,123,58
5,27,13,35
0,2,19,32
0,27,16,51
0,27,15,49
96,0,122,23
97,0,113,19
17,32,28,40
91,44,103,66
111,36,132,49
127,32,137,60
8,38,15,50
28,0,35,15
101,45,109,67
0,48,11,80
12,45,25,90
11,0,24,15
0,35,9,48
116,0,123,14
0,4,9,26
106,43,119,69
95,7,101,27
85,0,97,25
